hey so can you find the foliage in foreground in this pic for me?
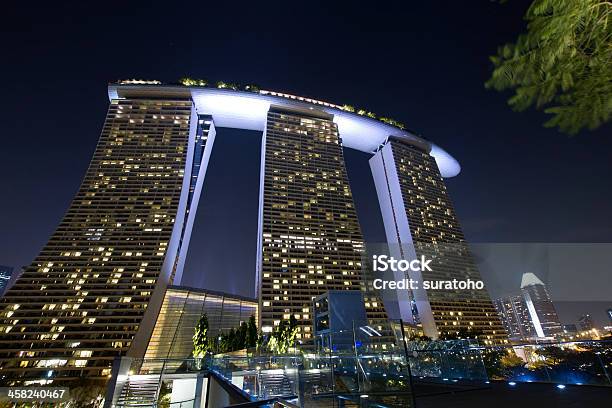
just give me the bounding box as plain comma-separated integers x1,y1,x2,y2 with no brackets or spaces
486,0,611,134
266,315,299,354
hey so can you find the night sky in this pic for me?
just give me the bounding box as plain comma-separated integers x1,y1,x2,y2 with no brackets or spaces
1,2,611,325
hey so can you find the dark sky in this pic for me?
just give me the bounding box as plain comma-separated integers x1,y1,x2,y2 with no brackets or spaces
1,2,611,325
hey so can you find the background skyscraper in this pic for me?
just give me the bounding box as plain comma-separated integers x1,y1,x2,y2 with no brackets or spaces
493,294,535,341
495,272,562,340
0,265,14,295
520,272,562,338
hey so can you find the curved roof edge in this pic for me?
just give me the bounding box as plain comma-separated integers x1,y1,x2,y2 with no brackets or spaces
108,84,461,178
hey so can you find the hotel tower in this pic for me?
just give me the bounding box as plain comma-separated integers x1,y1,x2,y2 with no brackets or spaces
257,106,386,338
371,138,506,342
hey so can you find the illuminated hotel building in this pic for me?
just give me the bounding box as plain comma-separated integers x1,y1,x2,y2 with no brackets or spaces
0,97,203,381
257,107,385,337
370,137,507,343
0,79,484,381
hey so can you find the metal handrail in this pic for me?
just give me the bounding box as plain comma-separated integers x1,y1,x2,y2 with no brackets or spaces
168,398,196,407
225,396,299,408
115,398,195,408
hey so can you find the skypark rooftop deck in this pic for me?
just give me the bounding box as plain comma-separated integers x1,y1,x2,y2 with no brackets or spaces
108,82,461,178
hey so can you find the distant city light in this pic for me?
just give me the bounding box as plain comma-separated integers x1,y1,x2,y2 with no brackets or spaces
557,384,566,390
508,381,517,386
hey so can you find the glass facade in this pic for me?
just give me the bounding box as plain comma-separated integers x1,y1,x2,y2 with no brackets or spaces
521,275,563,337
495,272,562,340
494,294,535,340
143,286,257,365
0,265,14,295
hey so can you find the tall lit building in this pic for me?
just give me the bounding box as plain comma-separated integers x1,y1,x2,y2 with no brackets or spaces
370,137,507,343
493,295,535,341
0,265,14,295
256,106,385,338
520,272,562,338
495,272,562,341
0,97,201,381
0,79,479,382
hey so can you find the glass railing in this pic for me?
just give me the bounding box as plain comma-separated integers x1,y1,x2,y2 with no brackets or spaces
405,339,489,385
207,355,301,401
207,354,413,407
205,320,416,407
164,399,195,408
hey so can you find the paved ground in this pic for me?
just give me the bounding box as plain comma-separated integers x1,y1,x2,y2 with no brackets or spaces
414,381,612,408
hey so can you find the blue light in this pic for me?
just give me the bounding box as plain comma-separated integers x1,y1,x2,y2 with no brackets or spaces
508,381,517,386
557,384,566,390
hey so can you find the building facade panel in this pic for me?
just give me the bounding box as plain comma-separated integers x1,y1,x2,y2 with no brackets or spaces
143,286,257,366
493,295,535,340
